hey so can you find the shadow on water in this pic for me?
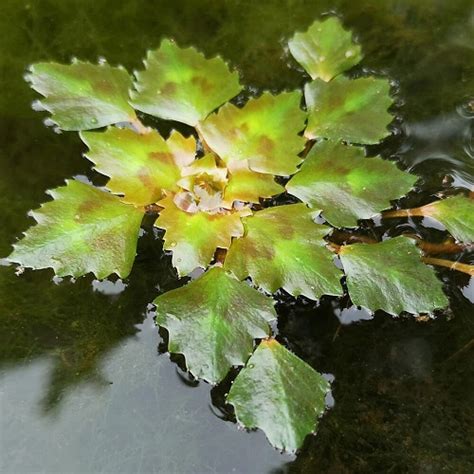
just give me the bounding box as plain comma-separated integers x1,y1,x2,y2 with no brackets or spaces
0,0,473,472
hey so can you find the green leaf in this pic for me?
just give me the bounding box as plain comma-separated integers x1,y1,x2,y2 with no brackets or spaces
339,236,449,315
198,91,306,175
81,128,196,206
227,338,330,453
131,39,242,126
288,17,362,82
223,167,284,206
398,195,474,244
26,61,136,131
154,267,276,384
8,180,143,279
225,204,343,299
286,141,417,228
154,197,246,276
304,75,393,144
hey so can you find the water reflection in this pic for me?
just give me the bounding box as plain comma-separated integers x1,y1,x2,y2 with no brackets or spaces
1,315,286,473
0,229,174,414
398,106,474,189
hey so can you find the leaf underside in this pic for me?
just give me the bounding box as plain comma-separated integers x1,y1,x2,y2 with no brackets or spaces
288,16,362,82
304,75,393,144
131,39,242,126
154,267,276,384
198,91,306,176
27,61,136,131
227,338,330,453
286,141,417,228
81,128,196,206
8,180,143,279
154,197,245,276
340,236,449,315
226,204,342,299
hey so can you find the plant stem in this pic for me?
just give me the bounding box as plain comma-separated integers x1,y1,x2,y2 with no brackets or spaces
129,116,151,134
416,238,471,255
195,126,213,154
422,257,474,276
329,230,470,255
326,241,341,253
383,207,427,218
327,231,473,274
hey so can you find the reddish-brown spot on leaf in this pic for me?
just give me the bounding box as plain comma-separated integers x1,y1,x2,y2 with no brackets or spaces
149,151,172,162
191,76,214,94
78,199,100,214
257,135,275,155
162,82,177,95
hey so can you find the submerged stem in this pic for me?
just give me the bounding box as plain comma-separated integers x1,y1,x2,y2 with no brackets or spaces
416,238,472,255
422,257,474,276
329,231,470,255
383,207,427,218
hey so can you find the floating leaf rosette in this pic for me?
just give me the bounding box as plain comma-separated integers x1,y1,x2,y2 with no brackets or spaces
8,16,473,453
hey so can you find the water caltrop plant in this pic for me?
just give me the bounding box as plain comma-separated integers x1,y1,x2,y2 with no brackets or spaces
8,16,474,452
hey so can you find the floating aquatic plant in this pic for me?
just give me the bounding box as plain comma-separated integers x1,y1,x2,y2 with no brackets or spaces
7,16,474,453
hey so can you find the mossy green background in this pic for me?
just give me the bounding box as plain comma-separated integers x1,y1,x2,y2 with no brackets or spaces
0,0,473,472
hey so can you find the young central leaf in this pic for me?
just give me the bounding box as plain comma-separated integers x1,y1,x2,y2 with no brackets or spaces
154,197,246,276
176,154,228,212
340,237,449,316
8,180,143,279
223,167,284,206
227,338,330,453
131,39,242,126
198,91,306,176
154,267,277,384
286,141,417,228
81,128,196,206
26,61,136,131
305,75,393,144
288,17,362,82
225,204,343,300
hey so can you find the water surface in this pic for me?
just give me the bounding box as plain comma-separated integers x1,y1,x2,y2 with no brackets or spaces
1,1,473,472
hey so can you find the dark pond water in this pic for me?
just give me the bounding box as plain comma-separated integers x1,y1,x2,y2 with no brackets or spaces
1,1,473,472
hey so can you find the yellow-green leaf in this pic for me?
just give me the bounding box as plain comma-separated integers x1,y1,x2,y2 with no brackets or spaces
8,180,143,279
286,141,417,228
26,61,136,131
305,75,393,144
225,204,343,299
131,39,242,126
81,128,196,206
154,267,276,384
223,167,284,206
154,197,246,276
288,17,362,82
198,91,306,176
